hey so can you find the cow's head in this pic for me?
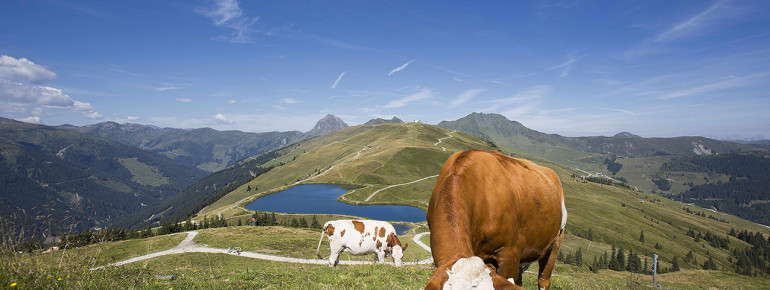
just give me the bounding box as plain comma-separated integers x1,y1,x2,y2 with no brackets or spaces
391,243,408,267
442,256,493,289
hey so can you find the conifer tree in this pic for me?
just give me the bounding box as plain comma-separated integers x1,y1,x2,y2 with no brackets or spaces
639,230,645,243
310,215,320,229
671,256,680,272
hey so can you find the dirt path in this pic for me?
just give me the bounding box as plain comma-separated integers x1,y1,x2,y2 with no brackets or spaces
364,175,438,202
92,231,434,270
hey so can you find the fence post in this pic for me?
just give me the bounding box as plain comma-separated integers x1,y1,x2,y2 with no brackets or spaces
653,254,658,288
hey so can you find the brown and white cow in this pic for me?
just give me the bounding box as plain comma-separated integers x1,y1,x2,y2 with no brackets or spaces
316,219,408,267
425,150,567,290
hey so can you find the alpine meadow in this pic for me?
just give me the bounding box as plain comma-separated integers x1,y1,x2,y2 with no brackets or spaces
2,1,770,289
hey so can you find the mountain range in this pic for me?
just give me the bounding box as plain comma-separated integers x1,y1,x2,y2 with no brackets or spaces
60,114,349,172
0,117,208,233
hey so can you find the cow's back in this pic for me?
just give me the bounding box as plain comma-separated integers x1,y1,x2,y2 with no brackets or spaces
427,150,565,266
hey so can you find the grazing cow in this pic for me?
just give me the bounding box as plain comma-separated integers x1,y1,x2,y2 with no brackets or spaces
316,219,408,267
425,150,567,290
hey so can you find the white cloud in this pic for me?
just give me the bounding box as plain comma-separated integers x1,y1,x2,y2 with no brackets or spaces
0,55,56,83
227,99,237,104
388,59,416,76
176,98,193,103
0,55,102,120
127,116,139,121
213,113,234,124
450,89,485,108
383,87,435,109
272,105,285,110
331,71,345,89
198,0,259,43
281,98,298,104
155,85,181,91
17,116,41,123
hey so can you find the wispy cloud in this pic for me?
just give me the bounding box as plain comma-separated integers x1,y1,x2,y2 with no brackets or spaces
547,54,578,77
450,89,485,108
480,86,551,113
227,99,237,104
655,75,757,100
624,1,744,59
388,59,416,76
281,98,298,104
331,71,346,89
176,98,193,103
383,87,435,108
155,84,185,91
198,0,259,43
655,1,737,42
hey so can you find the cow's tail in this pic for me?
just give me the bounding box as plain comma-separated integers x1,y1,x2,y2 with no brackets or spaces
316,224,327,259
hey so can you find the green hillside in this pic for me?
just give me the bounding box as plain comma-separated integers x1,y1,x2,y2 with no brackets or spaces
0,117,208,234
200,122,495,217
196,122,770,278
3,121,769,288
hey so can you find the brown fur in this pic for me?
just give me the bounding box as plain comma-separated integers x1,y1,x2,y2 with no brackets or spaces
379,227,386,237
353,220,365,234
340,229,345,237
326,225,335,237
425,150,566,290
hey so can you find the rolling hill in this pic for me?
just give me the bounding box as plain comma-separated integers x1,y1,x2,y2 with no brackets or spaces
5,120,769,288
193,121,769,278
438,112,770,226
0,117,208,234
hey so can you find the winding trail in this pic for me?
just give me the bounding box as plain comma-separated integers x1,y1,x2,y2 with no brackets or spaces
434,130,456,151
91,231,433,270
364,175,439,202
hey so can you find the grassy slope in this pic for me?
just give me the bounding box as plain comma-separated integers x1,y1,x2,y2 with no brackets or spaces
202,123,770,273
200,123,494,217
61,121,766,288
4,226,769,289
117,157,170,186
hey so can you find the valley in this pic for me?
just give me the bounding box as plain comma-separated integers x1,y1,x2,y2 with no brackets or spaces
2,116,769,289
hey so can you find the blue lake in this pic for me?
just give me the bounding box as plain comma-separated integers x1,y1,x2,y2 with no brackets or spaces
245,184,426,234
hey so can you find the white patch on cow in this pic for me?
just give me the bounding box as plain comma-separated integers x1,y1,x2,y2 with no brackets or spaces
508,278,515,284
443,256,494,289
560,197,568,230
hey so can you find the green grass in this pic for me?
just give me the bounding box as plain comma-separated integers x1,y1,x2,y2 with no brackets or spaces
4,226,768,289
117,157,170,186
188,122,770,287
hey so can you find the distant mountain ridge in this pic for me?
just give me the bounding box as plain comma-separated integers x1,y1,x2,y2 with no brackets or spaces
301,114,349,139
61,114,351,173
62,122,302,172
0,117,207,233
364,116,403,126
438,112,760,158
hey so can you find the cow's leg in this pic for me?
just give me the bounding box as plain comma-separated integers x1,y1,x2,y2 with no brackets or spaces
537,231,564,290
377,251,386,264
496,248,522,287
328,242,344,267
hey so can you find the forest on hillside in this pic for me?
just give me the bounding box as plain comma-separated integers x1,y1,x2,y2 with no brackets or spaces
662,152,770,225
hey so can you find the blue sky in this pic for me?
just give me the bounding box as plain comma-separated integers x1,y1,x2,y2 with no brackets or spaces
1,0,769,139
